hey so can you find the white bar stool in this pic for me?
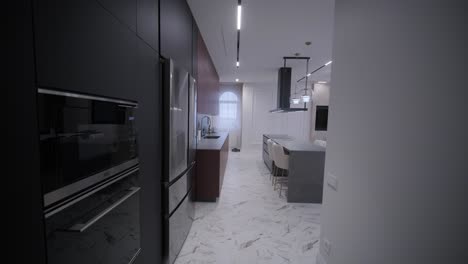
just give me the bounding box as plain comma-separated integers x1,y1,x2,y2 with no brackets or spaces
272,143,289,197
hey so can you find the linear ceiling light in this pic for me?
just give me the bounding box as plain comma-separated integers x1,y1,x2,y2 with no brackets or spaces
237,5,242,30
236,1,242,68
235,78,239,82
297,60,333,82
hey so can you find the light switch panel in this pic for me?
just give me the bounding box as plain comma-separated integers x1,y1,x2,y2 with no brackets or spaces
327,173,338,191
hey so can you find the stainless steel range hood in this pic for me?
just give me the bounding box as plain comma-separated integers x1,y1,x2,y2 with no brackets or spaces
270,67,307,113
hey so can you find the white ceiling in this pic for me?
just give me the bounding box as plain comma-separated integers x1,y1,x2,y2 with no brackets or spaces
187,0,335,85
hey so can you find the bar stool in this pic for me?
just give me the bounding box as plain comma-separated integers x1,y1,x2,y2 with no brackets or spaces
272,143,289,197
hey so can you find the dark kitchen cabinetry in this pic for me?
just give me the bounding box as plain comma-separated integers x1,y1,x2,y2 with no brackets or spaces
197,31,220,115
195,134,229,201
192,22,199,80
8,1,46,263
160,0,193,74
263,135,272,171
34,0,138,100
137,0,159,51
98,0,137,32
135,40,162,264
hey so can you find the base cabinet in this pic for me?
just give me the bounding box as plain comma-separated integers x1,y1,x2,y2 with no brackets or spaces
195,135,228,201
262,135,272,171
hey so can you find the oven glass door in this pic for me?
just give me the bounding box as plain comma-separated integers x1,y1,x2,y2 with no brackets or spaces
38,89,138,207
45,172,141,264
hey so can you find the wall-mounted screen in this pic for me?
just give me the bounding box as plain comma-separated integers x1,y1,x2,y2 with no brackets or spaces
315,106,328,131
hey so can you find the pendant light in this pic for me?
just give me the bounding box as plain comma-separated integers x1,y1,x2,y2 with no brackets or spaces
291,83,300,104
302,59,311,103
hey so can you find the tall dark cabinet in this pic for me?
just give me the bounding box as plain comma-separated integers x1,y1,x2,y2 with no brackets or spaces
33,0,139,100
12,0,215,262
137,0,159,51
32,0,162,263
135,40,161,264
160,0,194,75
8,1,46,263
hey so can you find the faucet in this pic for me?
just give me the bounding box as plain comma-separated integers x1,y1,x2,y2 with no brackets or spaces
200,115,212,136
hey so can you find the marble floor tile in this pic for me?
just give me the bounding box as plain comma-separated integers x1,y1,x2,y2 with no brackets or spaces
175,147,321,264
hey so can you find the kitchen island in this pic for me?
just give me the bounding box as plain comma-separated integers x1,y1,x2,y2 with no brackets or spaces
263,134,326,203
195,132,229,201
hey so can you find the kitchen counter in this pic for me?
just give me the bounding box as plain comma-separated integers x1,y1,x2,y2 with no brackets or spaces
197,132,229,150
263,134,294,140
272,138,325,152
263,134,326,203
195,132,229,201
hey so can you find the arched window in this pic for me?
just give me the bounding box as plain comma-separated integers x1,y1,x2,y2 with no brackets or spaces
219,92,238,119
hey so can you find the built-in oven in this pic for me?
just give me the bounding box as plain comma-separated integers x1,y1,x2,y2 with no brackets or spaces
45,169,141,264
38,88,139,209
38,88,141,264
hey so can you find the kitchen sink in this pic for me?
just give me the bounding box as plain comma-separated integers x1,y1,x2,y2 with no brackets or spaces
204,135,220,139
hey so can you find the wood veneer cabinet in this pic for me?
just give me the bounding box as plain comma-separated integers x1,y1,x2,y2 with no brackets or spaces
195,133,229,201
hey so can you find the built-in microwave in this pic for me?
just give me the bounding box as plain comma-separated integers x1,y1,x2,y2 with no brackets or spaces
37,88,139,209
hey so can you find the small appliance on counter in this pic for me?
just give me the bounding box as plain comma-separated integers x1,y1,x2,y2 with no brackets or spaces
38,88,141,264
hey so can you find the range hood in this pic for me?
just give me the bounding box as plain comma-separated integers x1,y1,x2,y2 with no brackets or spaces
270,67,307,113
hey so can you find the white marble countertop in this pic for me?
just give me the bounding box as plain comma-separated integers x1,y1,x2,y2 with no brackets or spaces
197,132,229,150
273,138,325,152
263,134,295,140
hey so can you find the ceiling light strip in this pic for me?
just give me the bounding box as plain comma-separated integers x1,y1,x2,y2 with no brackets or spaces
297,60,333,83
237,4,242,30
236,0,242,69
237,30,240,60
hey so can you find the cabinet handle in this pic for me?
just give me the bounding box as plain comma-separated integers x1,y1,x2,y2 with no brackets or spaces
65,187,140,233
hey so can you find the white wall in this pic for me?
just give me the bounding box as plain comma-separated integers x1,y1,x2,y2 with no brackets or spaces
319,1,468,264
241,82,312,148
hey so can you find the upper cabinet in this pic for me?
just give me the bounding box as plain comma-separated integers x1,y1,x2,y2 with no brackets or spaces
34,0,138,100
137,0,159,51
160,0,193,75
192,21,199,80
197,31,220,115
97,0,137,32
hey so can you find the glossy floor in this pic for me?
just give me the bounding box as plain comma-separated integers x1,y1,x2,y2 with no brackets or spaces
175,147,321,264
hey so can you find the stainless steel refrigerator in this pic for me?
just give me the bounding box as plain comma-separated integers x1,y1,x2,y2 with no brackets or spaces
161,58,197,264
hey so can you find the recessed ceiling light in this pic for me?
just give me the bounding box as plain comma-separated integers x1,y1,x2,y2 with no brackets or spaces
235,78,239,82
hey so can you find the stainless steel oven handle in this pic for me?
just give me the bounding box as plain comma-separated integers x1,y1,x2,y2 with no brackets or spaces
128,248,141,264
44,166,139,219
66,187,141,233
